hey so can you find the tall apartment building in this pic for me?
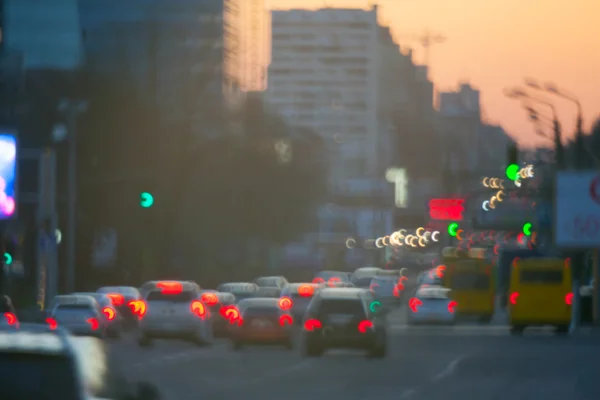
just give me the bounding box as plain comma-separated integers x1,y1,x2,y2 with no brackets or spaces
3,0,83,70
267,6,381,183
78,0,242,113
268,6,412,266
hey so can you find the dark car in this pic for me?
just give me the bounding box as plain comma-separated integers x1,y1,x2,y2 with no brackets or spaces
301,288,386,358
229,298,294,350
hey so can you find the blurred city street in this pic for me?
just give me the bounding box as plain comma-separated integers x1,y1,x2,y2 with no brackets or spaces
106,308,600,400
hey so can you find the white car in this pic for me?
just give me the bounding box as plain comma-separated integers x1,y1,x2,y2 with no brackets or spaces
138,281,213,347
407,285,457,325
48,295,106,338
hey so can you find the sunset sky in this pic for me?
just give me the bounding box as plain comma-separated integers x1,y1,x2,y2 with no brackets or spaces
267,0,600,148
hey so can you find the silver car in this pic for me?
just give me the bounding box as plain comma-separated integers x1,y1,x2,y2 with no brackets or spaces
48,295,106,338
407,285,457,325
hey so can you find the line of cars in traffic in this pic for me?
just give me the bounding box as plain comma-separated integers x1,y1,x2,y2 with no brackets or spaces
1,267,409,357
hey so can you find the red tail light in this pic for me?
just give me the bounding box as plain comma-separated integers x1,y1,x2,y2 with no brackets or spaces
408,298,422,313
279,314,293,327
327,277,341,287
565,292,573,305
303,319,322,331
102,307,115,321
107,293,124,306
278,297,293,310
312,277,325,284
448,300,457,313
369,283,380,292
87,318,99,330
357,320,373,334
393,283,404,297
4,312,17,325
191,300,206,318
46,318,57,330
128,300,147,318
220,305,240,323
509,292,519,305
297,284,315,297
201,293,219,306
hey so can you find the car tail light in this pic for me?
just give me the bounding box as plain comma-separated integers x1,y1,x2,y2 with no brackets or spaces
327,277,341,287
297,284,315,297
357,320,373,334
312,277,325,284
279,314,293,327
201,293,219,306
278,297,293,310
87,318,99,330
393,284,404,297
448,300,458,313
102,307,116,321
565,292,573,305
4,312,17,325
46,318,57,330
128,300,147,318
157,281,183,294
303,319,322,331
408,298,422,313
509,292,519,305
191,300,206,318
220,305,240,323
107,293,124,306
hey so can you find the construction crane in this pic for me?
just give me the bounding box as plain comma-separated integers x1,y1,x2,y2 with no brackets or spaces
397,31,447,66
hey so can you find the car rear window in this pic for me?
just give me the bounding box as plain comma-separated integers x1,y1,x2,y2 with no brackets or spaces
146,291,194,303
352,277,373,288
243,307,280,317
451,273,490,290
255,278,278,287
318,299,365,317
0,353,79,400
56,304,92,311
519,269,563,284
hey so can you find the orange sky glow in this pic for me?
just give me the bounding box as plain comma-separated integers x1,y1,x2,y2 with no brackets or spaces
267,0,600,148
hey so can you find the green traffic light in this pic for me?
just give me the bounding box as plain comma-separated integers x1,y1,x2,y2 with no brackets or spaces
522,222,532,236
369,301,381,313
448,222,459,237
140,192,154,208
3,253,12,265
506,164,520,181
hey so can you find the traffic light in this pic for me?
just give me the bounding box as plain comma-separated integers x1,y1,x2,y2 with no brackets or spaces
506,144,519,180
140,192,154,208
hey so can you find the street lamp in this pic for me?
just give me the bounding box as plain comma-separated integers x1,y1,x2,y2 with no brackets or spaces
56,99,88,293
526,79,589,168
504,87,564,168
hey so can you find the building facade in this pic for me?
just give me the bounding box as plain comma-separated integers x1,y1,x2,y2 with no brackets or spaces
78,0,242,113
268,6,412,267
3,0,83,70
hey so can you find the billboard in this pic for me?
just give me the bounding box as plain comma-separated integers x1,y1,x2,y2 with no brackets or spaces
555,171,600,249
0,133,17,219
428,198,465,221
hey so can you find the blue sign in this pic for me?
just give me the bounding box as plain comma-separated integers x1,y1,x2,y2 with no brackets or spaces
0,134,16,219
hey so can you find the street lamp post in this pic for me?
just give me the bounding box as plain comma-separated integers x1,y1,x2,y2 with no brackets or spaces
57,99,88,293
504,87,564,168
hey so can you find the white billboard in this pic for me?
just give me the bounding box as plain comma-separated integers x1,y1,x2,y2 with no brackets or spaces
555,171,600,248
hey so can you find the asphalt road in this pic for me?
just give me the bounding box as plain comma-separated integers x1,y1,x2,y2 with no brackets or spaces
105,309,600,400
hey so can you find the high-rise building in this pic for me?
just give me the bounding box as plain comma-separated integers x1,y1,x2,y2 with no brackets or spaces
3,0,83,70
267,6,381,182
78,0,242,111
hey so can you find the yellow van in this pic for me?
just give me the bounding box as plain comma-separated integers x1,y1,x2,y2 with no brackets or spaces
508,258,572,334
444,248,494,322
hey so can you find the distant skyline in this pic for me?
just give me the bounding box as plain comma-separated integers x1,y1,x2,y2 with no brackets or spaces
267,0,600,148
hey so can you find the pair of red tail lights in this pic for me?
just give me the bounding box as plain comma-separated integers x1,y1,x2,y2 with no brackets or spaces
408,298,458,314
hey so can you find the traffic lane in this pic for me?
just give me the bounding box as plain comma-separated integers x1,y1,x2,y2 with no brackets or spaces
119,332,471,400
407,336,600,400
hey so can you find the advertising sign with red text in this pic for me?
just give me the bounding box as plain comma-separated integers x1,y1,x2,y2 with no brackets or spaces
555,171,600,249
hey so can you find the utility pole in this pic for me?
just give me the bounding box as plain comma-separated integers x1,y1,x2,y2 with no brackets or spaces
57,99,88,293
